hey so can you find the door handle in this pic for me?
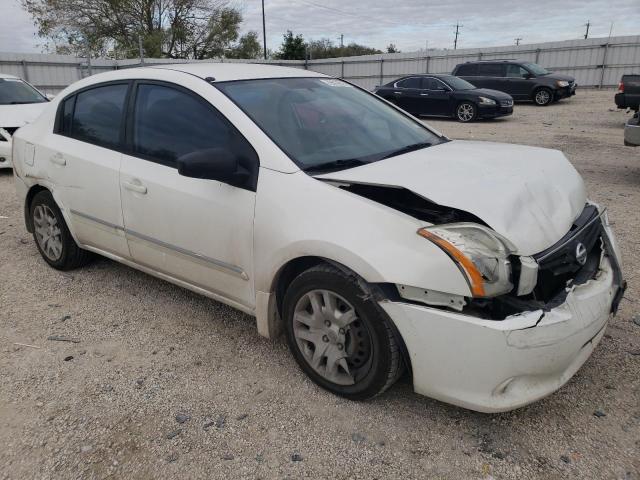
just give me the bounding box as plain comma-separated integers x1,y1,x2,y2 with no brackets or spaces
123,181,147,194
420,93,430,96
393,91,402,95
50,153,66,166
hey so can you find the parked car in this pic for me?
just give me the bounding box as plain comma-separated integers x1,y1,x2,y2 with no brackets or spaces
374,74,513,122
0,73,49,169
624,111,640,146
615,74,640,112
12,64,625,413
452,60,576,106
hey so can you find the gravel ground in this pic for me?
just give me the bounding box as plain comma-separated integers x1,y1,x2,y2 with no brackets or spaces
0,89,638,480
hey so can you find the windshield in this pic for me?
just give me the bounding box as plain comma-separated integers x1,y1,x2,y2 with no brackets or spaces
522,63,549,76
441,75,476,90
0,78,47,105
216,77,443,172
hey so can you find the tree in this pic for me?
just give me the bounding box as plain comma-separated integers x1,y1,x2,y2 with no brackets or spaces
306,38,381,59
386,43,400,53
274,30,306,60
21,0,243,59
226,31,262,59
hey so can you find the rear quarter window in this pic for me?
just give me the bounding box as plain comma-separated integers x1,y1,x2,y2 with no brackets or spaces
455,64,478,76
477,64,505,77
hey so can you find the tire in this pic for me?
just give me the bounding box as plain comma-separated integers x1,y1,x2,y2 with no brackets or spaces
29,190,92,270
283,264,404,400
533,87,553,106
456,101,477,122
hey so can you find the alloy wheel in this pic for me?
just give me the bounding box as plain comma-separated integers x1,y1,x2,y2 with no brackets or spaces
292,289,372,386
457,103,475,122
535,89,551,105
33,205,63,261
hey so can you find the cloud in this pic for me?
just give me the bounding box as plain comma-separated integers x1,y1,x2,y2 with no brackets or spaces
1,0,638,54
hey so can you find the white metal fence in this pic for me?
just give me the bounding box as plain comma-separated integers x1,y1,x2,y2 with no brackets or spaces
1,35,639,95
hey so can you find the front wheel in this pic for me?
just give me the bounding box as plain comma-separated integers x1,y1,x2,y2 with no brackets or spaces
456,102,477,122
283,264,404,400
533,88,553,106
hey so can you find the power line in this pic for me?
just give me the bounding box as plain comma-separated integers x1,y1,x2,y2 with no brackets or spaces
515,37,522,46
261,0,267,59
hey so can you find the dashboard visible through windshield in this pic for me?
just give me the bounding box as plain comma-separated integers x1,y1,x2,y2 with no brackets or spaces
216,77,443,173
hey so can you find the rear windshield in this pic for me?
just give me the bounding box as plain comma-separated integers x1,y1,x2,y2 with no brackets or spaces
216,77,443,172
0,78,47,105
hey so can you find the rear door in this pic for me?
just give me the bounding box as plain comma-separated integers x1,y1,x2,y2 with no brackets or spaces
504,64,533,99
119,81,258,308
44,82,130,258
476,63,507,92
391,77,424,114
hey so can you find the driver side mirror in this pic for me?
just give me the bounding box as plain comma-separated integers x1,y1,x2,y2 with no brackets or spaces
177,148,246,184
524,73,534,79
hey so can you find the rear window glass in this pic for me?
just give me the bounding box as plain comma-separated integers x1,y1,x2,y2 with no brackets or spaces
477,64,505,77
455,64,477,76
71,84,128,149
396,77,422,88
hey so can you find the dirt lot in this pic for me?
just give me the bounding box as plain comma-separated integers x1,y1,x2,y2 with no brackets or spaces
1,89,638,479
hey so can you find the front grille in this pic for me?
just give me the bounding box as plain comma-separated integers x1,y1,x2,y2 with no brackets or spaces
500,99,513,107
532,205,602,302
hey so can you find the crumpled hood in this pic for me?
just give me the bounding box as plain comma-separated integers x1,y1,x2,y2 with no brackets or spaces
317,140,586,256
0,102,48,129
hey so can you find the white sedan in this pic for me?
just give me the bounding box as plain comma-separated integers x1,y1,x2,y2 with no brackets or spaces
11,64,625,412
0,73,49,168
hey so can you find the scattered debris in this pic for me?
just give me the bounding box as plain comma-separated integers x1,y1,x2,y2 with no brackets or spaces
291,452,303,462
47,335,80,343
632,315,640,327
352,433,366,443
166,430,181,440
175,413,190,424
215,415,225,429
560,455,571,464
203,421,216,430
13,342,41,349
222,454,234,461
166,453,178,463
236,413,248,421
627,349,640,356
594,410,606,418
63,355,74,361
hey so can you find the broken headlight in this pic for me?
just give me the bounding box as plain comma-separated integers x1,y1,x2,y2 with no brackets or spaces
418,223,516,298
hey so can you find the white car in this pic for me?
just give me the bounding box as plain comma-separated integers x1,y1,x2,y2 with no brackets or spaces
0,73,49,168
11,64,625,412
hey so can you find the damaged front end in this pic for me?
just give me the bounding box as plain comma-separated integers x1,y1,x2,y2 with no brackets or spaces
327,181,625,321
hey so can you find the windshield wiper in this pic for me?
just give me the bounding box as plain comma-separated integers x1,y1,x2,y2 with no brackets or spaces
381,142,432,160
9,101,43,104
305,158,368,173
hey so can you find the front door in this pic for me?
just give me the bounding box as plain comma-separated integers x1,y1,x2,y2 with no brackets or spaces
504,64,534,99
119,81,258,308
421,78,452,116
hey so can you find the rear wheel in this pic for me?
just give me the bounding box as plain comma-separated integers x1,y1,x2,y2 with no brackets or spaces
533,88,553,106
283,264,403,400
456,102,477,122
30,190,92,270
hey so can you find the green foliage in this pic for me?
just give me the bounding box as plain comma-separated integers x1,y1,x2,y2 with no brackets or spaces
226,31,263,59
274,30,306,60
21,0,244,59
386,43,400,53
306,38,381,59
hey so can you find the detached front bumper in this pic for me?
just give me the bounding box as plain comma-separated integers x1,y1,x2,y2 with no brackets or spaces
382,236,622,413
0,130,12,169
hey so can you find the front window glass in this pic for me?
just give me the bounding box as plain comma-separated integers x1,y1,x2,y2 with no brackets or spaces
505,65,529,78
522,63,549,76
216,78,442,172
440,76,475,90
396,77,422,89
0,78,47,105
132,83,250,167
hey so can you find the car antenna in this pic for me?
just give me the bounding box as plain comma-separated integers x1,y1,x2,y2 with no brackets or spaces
204,76,216,83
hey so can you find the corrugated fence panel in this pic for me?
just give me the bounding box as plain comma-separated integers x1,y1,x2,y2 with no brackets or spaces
1,35,639,93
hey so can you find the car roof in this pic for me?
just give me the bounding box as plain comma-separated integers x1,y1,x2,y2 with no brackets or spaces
0,73,20,80
459,59,521,64
147,62,327,82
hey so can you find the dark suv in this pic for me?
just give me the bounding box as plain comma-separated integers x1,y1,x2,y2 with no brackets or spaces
452,60,576,106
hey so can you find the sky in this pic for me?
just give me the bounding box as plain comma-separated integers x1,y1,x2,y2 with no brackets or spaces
0,0,638,54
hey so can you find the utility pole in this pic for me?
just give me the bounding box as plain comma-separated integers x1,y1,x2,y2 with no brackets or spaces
339,34,344,48
453,22,462,50
138,34,144,65
584,20,590,39
262,0,267,59
515,37,522,46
